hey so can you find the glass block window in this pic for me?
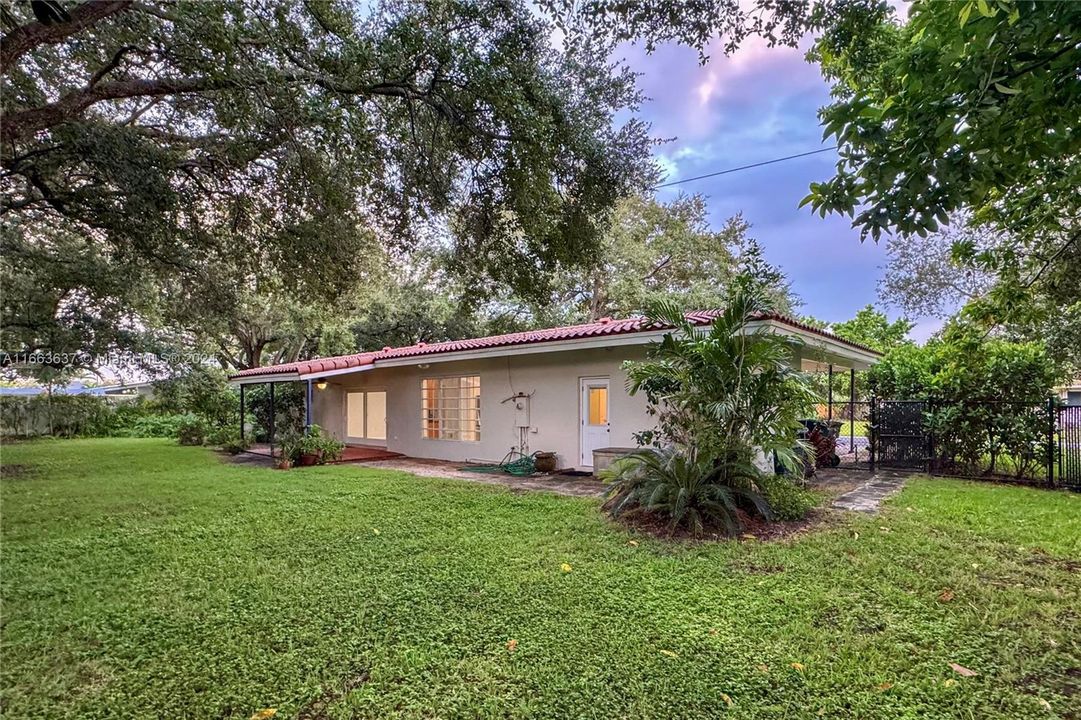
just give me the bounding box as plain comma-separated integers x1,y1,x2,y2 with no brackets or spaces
422,376,481,441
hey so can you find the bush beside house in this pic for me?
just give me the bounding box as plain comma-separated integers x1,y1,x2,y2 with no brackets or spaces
602,284,818,536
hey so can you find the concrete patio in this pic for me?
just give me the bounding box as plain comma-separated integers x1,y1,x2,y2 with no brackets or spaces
359,457,606,497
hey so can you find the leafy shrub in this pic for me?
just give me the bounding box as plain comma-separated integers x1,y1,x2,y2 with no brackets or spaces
176,415,208,446
120,413,189,438
243,383,305,442
757,474,818,521
205,427,251,454
868,329,1060,478
1,366,249,442
608,282,816,535
291,423,341,462
150,367,238,428
0,395,116,438
626,288,816,476
602,448,771,536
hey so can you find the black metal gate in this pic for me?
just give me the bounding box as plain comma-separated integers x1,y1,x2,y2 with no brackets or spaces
872,400,928,470
1059,405,1081,487
819,392,1080,490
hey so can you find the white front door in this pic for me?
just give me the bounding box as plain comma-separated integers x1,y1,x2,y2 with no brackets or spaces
579,377,610,467
346,390,387,444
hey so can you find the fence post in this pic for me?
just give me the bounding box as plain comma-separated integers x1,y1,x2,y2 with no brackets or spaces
269,381,276,460
239,383,246,444
827,364,834,422
849,368,856,457
869,395,876,474
926,398,934,475
1047,397,1055,488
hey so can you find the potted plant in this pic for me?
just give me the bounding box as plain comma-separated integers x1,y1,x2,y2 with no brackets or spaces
534,451,557,473
277,431,302,470
296,425,345,466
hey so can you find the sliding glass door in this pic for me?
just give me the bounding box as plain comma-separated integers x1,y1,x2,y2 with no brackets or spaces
346,390,387,444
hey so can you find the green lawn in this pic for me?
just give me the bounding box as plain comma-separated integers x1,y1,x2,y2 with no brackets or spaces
2,439,1079,719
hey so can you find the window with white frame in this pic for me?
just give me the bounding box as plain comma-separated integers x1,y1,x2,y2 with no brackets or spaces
421,376,481,441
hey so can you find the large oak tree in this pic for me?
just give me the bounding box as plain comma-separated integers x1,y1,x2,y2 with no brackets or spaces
1,0,653,373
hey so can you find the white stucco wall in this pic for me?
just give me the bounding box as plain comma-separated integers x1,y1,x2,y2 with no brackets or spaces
312,346,653,470
309,339,838,470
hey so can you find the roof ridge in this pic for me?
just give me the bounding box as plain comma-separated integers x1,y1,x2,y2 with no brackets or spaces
229,307,877,379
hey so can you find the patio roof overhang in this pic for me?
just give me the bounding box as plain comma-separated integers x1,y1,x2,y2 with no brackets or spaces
228,364,375,386
751,319,881,371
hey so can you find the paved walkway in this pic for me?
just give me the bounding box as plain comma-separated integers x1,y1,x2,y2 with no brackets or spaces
831,470,911,513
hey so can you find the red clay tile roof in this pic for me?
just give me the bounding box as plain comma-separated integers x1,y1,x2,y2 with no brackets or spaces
229,310,879,380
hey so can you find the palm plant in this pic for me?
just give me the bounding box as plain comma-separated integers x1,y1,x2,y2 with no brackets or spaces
601,447,771,536
611,281,817,534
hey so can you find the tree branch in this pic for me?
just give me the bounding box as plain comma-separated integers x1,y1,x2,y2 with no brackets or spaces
0,1,133,75
89,44,141,87
2,75,231,143
3,71,515,145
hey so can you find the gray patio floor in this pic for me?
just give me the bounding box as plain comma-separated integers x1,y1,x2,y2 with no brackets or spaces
359,457,606,497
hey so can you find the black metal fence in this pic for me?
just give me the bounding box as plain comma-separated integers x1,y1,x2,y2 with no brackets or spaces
818,395,1080,490
1059,405,1081,486
814,401,872,470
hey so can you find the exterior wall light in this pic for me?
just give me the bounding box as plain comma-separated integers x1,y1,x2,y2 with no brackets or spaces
315,379,328,390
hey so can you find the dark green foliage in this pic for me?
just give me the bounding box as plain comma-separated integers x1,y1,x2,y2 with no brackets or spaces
278,425,345,465
626,284,817,471
205,427,251,455
806,1,1081,371
0,395,112,438
807,1,1080,242
295,425,346,464
150,367,237,429
508,197,799,324
830,306,913,354
757,474,818,521
609,282,817,534
0,369,241,439
602,447,772,536
1,0,652,375
111,412,189,439
868,329,1060,478
176,415,208,447
243,383,305,443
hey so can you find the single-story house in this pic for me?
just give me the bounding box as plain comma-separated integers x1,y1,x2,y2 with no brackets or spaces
229,311,880,471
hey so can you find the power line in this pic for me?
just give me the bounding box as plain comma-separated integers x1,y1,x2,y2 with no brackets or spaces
653,146,838,189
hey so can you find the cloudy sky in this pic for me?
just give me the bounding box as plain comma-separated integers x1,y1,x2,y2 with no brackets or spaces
621,35,940,341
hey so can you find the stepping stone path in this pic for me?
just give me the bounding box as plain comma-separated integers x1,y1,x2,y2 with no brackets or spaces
832,471,910,513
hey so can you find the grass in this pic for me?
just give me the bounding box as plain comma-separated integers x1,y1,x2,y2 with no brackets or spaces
2,438,1079,719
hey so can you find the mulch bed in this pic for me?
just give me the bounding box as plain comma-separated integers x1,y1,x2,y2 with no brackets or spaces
609,505,838,544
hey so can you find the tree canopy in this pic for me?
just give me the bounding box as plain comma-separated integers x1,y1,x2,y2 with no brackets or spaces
806,0,1080,369
806,1,1079,245
548,0,1079,371
1,0,653,376
518,194,797,323
830,305,913,354
878,219,997,319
